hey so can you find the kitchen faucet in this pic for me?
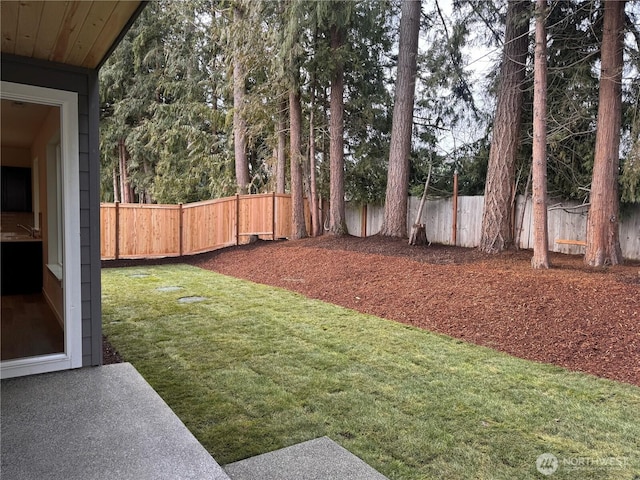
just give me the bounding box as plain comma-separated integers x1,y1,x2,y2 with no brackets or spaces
16,224,35,237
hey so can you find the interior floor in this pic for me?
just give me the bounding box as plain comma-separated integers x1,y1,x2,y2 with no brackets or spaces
1,293,63,361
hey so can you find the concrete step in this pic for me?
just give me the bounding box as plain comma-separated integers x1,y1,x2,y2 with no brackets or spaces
224,436,388,480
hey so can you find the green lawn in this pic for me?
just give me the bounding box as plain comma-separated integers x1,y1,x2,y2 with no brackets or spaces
102,264,640,479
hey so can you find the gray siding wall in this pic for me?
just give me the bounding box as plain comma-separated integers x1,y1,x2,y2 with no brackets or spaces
2,54,102,366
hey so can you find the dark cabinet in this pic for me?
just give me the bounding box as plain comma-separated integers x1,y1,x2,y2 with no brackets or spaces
1,240,43,295
1,166,32,212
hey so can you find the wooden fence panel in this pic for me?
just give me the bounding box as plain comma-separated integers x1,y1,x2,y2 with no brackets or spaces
620,210,640,260
182,198,236,254
239,193,274,243
546,201,589,255
457,196,484,247
118,204,181,258
514,195,533,250
275,194,292,239
366,204,384,236
271,194,311,238
100,203,117,259
345,204,363,236
422,198,452,245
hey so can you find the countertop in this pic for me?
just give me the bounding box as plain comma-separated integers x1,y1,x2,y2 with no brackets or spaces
0,232,43,242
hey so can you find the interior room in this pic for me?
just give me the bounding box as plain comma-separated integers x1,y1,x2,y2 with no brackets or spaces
1,99,64,361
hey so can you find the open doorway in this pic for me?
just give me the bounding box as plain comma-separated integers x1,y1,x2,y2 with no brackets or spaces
1,99,64,361
1,81,82,379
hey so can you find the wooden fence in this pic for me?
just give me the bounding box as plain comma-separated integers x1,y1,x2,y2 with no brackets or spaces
345,195,640,260
101,193,639,261
100,193,309,260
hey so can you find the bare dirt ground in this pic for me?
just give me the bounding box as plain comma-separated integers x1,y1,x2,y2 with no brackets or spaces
184,235,640,387
104,235,640,386
102,335,123,364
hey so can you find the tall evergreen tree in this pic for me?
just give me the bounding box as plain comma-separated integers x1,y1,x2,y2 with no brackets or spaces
308,66,321,236
380,0,421,238
622,98,640,202
279,0,308,238
585,0,626,266
276,98,287,194
100,0,235,204
100,0,166,203
232,3,250,194
327,4,351,235
479,0,530,253
531,0,549,269
540,1,600,200
289,89,307,239
621,3,640,204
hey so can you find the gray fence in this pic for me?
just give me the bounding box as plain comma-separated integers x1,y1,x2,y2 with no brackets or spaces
345,196,640,260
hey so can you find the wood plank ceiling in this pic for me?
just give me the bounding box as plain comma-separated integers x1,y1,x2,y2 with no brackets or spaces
1,1,143,69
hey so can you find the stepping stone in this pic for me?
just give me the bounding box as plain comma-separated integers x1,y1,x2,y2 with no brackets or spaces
224,436,388,480
178,296,207,304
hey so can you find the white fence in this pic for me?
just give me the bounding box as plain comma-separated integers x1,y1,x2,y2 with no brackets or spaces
345,196,640,260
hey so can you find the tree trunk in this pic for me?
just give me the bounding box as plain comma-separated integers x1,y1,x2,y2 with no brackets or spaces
321,89,329,232
276,98,287,194
409,164,432,245
515,166,532,250
531,0,549,269
328,24,348,235
479,0,529,253
380,0,421,238
289,89,307,240
118,140,125,203
112,164,120,203
585,0,625,266
118,138,132,203
142,158,152,204
233,6,250,194
309,83,321,237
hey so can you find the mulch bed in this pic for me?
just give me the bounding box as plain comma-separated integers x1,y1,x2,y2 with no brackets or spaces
102,335,123,365
104,235,640,386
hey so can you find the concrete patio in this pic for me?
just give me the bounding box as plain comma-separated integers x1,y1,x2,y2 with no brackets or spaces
1,363,389,479
1,363,230,480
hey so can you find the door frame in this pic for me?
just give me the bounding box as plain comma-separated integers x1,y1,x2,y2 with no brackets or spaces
1,81,82,379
